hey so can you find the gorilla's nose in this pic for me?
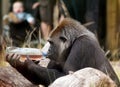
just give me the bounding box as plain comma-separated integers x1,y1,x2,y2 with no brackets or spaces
41,42,50,57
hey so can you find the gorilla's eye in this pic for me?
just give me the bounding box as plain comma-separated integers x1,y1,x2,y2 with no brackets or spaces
59,36,67,42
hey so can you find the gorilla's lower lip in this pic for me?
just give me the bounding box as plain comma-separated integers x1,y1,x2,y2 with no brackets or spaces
46,55,54,60
45,54,50,58
46,55,52,59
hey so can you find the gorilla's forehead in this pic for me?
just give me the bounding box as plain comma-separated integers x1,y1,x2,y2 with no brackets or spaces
59,18,79,28
50,18,80,37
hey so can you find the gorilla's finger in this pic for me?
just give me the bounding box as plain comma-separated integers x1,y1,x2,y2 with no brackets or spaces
9,54,21,67
32,60,40,64
6,54,10,61
12,54,19,60
25,55,34,64
16,55,21,59
26,55,30,60
16,55,21,62
6,53,14,61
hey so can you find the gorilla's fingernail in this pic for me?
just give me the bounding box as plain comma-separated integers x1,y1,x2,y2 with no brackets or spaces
26,55,30,60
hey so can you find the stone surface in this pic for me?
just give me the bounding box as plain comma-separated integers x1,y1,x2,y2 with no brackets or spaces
49,68,116,87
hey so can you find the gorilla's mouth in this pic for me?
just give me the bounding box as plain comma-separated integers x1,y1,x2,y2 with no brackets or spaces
46,54,54,60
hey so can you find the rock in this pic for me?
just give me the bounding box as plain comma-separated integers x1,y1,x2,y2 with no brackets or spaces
49,67,116,87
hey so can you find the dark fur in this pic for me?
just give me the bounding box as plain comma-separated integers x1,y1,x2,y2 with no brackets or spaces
6,18,120,86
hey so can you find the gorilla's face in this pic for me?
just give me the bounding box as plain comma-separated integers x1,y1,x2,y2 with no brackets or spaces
47,28,72,62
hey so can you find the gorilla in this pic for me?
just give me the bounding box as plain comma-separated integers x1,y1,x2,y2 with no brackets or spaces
6,18,120,86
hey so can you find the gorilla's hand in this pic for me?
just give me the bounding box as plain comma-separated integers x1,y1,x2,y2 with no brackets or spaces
6,53,65,86
6,53,39,69
6,53,42,84
6,53,23,68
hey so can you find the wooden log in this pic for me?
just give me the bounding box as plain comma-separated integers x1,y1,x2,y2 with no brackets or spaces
0,0,2,34
0,0,4,66
106,0,120,58
117,0,120,49
0,66,39,87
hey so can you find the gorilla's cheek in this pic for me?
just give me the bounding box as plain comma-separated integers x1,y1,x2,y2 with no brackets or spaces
58,41,71,56
59,42,66,55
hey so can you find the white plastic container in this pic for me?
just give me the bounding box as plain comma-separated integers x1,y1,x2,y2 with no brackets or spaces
6,47,43,61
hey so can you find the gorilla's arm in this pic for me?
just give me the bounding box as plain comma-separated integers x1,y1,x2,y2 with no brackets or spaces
21,59,64,86
6,54,64,86
63,36,98,73
47,60,63,72
63,36,120,86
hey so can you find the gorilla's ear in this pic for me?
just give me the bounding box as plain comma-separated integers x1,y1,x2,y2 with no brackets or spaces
59,36,67,42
